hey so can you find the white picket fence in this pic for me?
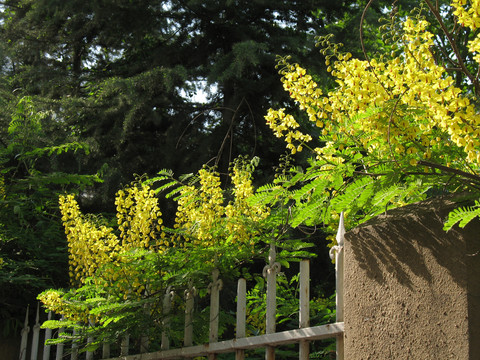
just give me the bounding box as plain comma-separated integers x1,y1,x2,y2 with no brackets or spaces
20,214,345,360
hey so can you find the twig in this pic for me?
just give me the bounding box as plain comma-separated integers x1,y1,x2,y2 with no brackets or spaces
418,160,480,183
423,0,480,96
359,0,391,96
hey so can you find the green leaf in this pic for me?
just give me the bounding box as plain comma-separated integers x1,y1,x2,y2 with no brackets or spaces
444,201,480,231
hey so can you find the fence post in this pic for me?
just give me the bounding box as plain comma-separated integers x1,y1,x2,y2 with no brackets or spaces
161,286,174,350
42,311,53,360
101,312,111,359
263,242,280,360
184,279,196,347
55,316,65,360
141,289,151,354
140,333,149,354
299,259,310,360
236,278,246,360
102,342,110,359
208,269,223,360
121,334,130,356
71,327,78,360
20,306,30,360
86,320,94,360
330,212,345,360
30,303,41,360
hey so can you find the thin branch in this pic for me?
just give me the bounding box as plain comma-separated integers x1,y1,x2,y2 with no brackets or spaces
359,0,375,63
215,99,245,167
445,67,463,72
423,0,480,96
175,106,233,149
386,88,409,167
418,160,480,183
359,0,391,96
243,99,257,158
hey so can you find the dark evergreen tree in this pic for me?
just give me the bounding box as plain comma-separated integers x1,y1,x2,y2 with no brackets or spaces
0,0,396,211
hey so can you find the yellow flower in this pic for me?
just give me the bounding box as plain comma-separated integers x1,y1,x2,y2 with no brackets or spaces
266,13,480,168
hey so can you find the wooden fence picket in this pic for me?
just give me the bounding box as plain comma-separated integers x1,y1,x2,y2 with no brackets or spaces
55,316,65,360
86,320,94,360
30,303,41,360
102,341,110,359
264,242,281,360
329,212,345,360
161,286,173,351
20,305,29,360
120,334,129,356
42,312,52,360
71,327,78,360
299,259,310,360
208,268,223,360
184,280,195,348
235,278,247,360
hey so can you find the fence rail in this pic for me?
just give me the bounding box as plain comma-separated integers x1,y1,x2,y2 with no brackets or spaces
20,214,345,360
116,323,344,360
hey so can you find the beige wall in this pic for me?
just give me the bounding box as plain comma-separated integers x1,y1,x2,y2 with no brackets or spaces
344,196,480,359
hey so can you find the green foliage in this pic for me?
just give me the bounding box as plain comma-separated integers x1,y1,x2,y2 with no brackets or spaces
251,153,432,245
259,1,480,241
0,97,101,335
35,158,335,355
444,200,480,231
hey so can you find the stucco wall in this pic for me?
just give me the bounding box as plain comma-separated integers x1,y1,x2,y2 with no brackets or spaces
344,196,480,359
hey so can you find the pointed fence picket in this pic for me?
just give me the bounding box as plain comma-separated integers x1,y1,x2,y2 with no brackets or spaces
20,305,30,360
43,311,52,360
20,214,345,359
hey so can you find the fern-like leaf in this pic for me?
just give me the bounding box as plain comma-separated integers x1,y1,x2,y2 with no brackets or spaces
292,176,329,203
330,177,374,212
154,180,180,194
371,184,404,209
444,200,480,231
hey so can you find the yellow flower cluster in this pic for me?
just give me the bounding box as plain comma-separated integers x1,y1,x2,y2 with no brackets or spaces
266,12,480,166
452,0,480,26
38,289,90,323
48,184,166,321
115,185,165,251
264,64,315,154
175,168,224,247
174,162,269,250
452,0,480,64
60,183,164,287
225,161,270,246
60,194,121,285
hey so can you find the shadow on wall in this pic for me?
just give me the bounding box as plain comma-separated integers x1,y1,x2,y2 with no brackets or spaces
345,195,480,290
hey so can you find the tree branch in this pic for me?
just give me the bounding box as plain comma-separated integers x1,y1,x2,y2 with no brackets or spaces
418,160,480,183
423,0,480,96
